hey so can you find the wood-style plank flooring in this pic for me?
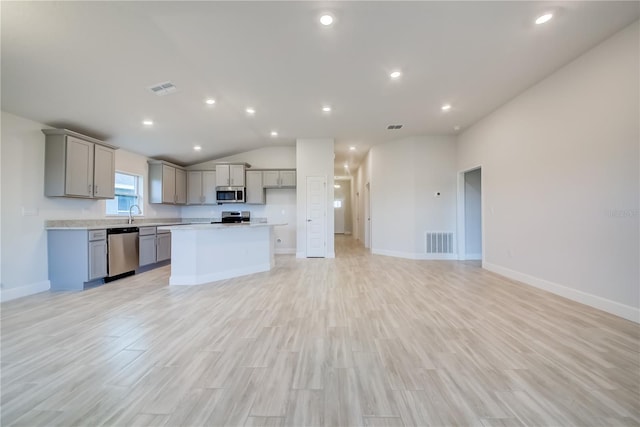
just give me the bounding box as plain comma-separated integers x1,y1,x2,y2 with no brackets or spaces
1,235,639,426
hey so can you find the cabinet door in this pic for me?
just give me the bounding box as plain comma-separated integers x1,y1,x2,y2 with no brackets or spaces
245,171,265,204
216,165,230,186
93,145,115,198
156,232,171,261
262,171,279,188
65,136,94,197
230,165,245,186
162,165,176,203
139,235,157,266
202,171,217,204
175,168,187,204
187,171,203,204
88,240,107,280
280,170,296,187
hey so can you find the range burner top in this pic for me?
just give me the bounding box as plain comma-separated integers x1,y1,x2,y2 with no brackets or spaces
212,210,250,224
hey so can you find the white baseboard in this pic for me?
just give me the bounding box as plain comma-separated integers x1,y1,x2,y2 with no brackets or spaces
484,262,639,324
275,248,296,255
170,263,271,286
0,280,51,302
460,253,482,261
372,249,457,260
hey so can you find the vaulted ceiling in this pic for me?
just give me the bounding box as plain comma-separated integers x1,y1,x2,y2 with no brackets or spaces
2,1,638,174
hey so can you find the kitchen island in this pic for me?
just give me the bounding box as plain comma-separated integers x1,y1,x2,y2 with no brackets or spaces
157,222,285,285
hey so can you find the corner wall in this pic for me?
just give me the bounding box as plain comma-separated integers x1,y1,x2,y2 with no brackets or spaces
456,21,639,321
296,138,335,258
368,135,457,259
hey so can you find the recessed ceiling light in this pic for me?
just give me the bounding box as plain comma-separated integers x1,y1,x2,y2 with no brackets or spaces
334,184,341,188
142,120,153,126
441,104,452,111
322,106,332,113
390,70,402,79
535,13,553,25
193,145,202,151
349,146,356,151
205,98,215,105
270,131,278,137
343,163,348,168
320,14,334,26
246,107,256,115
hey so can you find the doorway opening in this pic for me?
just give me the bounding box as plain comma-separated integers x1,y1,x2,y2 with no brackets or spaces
333,178,352,235
458,167,483,261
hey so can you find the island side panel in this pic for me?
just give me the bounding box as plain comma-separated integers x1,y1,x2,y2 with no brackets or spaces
169,226,274,285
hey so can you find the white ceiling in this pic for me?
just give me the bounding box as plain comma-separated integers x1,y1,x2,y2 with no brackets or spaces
2,2,638,174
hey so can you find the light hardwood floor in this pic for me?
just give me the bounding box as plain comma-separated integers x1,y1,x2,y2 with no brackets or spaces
1,235,639,426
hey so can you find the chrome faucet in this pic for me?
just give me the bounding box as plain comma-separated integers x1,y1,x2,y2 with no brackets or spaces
128,204,141,224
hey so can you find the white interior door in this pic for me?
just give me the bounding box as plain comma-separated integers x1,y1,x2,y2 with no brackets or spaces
306,176,327,257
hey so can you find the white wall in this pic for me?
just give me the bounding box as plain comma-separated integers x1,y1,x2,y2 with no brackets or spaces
368,135,457,259
181,146,298,254
296,138,335,258
188,146,296,170
456,21,639,321
0,111,181,301
464,168,482,259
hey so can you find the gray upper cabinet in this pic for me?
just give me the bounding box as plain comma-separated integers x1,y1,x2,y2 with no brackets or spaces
42,129,116,199
245,170,265,204
149,161,187,204
175,168,187,204
216,164,245,187
187,170,217,204
262,170,296,188
93,145,115,198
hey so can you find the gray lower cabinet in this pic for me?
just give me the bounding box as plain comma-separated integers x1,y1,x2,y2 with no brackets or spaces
48,229,108,290
88,239,108,281
139,227,157,267
156,231,171,262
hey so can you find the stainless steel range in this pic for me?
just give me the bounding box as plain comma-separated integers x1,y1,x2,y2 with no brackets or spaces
212,211,251,224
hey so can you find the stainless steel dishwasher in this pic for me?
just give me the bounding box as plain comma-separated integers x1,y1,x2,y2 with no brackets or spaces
107,227,139,279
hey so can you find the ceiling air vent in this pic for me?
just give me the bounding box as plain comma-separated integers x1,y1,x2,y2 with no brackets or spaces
387,124,403,130
148,81,177,96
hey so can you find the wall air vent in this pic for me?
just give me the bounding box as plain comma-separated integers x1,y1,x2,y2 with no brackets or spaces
426,232,454,254
387,124,403,130
148,81,177,96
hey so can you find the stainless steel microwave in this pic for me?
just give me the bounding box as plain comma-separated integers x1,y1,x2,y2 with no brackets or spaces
216,187,245,204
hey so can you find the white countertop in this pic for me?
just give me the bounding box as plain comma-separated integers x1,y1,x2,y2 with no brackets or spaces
46,222,186,230
158,222,286,231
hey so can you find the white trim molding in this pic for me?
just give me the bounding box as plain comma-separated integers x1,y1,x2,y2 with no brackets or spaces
484,262,639,323
0,280,51,302
275,248,296,255
170,263,271,286
373,249,457,260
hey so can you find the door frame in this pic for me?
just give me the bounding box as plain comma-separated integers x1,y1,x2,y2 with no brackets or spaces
457,165,484,263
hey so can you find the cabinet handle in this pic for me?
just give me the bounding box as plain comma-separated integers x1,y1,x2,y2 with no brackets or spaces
88,184,92,195
95,185,99,194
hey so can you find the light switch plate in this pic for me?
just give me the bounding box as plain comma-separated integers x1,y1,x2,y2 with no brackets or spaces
22,207,39,216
